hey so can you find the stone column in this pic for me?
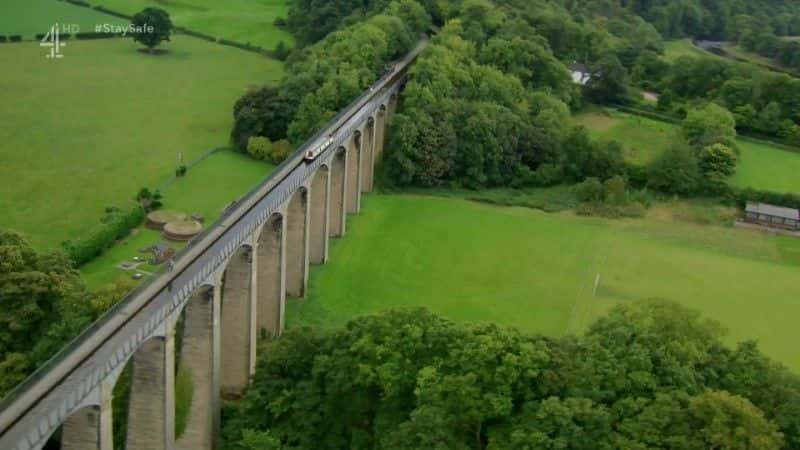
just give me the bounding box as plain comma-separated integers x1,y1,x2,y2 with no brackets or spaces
220,246,252,398
346,135,361,214
309,167,330,265
286,189,310,298
125,331,175,450
362,120,375,193
176,288,214,450
256,215,285,337
211,282,221,449
329,150,347,237
376,108,387,161
61,385,113,450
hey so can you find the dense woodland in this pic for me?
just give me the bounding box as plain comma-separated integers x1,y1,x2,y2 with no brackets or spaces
233,0,800,205
221,304,800,449
0,231,133,397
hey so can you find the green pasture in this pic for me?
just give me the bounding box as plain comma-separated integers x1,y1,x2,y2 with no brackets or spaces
0,36,282,251
575,109,800,194
287,194,800,371
80,150,273,289
91,0,293,49
574,109,675,165
662,39,724,62
731,139,800,194
0,0,126,38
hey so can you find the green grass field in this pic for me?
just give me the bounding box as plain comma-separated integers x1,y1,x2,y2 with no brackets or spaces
0,36,282,251
575,109,800,194
287,194,800,371
0,0,126,38
662,39,725,62
91,0,293,49
80,150,273,289
574,109,675,165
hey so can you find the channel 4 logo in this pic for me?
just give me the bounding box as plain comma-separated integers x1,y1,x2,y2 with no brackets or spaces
40,24,79,59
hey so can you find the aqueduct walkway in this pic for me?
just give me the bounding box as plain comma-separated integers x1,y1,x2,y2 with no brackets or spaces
0,39,427,450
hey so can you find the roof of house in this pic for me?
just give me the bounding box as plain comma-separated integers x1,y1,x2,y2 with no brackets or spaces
746,202,800,220
570,62,588,73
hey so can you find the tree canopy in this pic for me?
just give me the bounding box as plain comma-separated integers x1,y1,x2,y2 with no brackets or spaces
131,7,173,53
222,301,799,449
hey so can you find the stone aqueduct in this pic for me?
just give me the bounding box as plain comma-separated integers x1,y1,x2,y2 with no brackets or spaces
0,40,427,450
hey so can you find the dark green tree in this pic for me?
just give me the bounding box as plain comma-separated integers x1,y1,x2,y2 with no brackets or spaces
131,8,173,54
647,142,702,196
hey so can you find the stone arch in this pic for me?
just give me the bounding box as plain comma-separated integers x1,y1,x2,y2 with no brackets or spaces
346,131,361,214
125,333,175,450
220,245,253,398
49,401,111,450
256,213,285,338
329,147,347,237
362,117,376,193
309,165,330,265
175,284,215,450
286,187,309,298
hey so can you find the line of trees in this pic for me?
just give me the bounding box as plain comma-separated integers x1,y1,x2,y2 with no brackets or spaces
230,0,431,156
221,303,800,449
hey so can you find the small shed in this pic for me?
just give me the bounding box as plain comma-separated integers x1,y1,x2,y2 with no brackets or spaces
570,62,591,86
745,203,799,230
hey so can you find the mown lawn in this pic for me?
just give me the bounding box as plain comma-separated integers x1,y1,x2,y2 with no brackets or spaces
80,150,273,289
0,0,126,38
287,194,800,372
91,0,293,49
575,109,800,194
0,36,282,251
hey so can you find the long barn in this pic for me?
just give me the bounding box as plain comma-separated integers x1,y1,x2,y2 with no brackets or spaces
745,202,800,230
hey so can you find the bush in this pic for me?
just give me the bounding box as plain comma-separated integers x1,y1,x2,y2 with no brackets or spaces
273,40,290,61
270,140,293,164
603,175,627,205
61,204,145,266
175,165,187,177
135,187,162,212
273,17,287,28
699,143,737,176
647,143,701,196
0,36,6,43
9,35,22,42
247,136,273,161
572,177,604,202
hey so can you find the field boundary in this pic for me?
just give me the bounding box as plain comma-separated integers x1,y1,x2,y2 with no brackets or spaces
80,0,282,57
2,0,285,57
609,104,800,154
155,146,227,192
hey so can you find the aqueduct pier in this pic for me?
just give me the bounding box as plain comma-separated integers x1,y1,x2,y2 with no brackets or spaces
0,39,427,450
